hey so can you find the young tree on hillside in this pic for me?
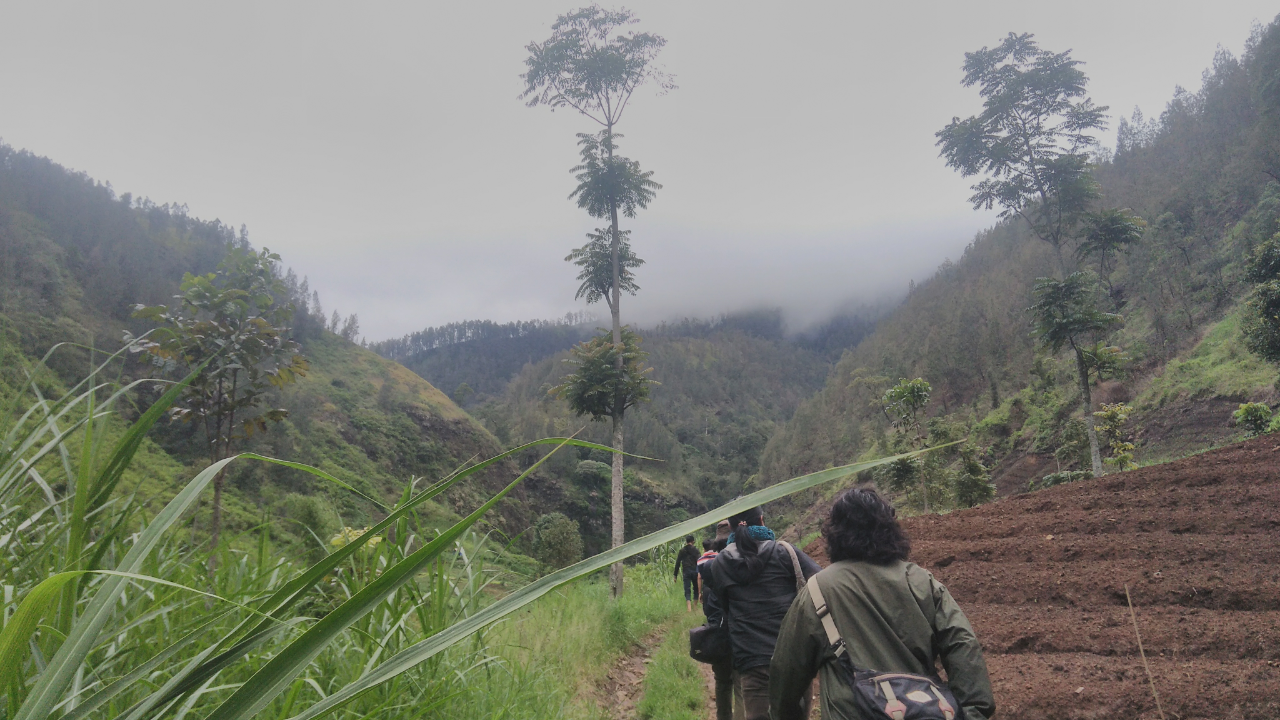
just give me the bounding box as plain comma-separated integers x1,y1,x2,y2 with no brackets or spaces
1076,208,1146,306
881,378,935,511
1029,272,1120,477
522,5,672,597
131,247,307,551
936,33,1108,271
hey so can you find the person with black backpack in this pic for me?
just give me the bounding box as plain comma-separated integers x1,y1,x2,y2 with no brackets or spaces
769,488,995,720
705,506,821,720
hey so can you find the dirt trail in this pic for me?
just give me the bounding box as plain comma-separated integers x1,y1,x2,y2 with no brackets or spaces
804,435,1280,719
591,627,666,720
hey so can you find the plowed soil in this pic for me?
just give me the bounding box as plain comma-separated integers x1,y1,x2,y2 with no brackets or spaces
804,436,1280,720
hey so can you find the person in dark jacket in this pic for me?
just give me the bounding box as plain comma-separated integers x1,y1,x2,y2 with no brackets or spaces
769,488,995,720
706,506,820,720
697,538,737,720
674,535,701,612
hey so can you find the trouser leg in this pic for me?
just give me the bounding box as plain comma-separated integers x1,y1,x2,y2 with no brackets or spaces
711,659,734,720
683,571,698,601
736,666,771,720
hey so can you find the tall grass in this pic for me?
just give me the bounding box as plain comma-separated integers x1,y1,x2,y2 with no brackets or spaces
1,343,922,720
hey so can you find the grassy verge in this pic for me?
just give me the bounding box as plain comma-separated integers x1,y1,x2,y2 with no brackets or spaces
490,559,687,717
635,611,708,720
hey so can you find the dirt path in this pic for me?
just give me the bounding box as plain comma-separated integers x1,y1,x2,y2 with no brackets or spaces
592,627,667,720
804,435,1280,719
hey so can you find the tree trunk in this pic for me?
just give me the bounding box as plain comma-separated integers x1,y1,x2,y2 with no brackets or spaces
606,122,626,599
609,415,625,598
1074,345,1104,477
918,474,931,514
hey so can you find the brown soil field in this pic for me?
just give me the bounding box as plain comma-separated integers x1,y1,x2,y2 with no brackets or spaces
804,435,1280,720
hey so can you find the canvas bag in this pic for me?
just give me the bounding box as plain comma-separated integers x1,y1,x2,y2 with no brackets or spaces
689,540,806,665
806,573,962,720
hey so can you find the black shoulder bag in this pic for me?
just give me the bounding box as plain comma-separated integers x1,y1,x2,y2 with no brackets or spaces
806,572,961,720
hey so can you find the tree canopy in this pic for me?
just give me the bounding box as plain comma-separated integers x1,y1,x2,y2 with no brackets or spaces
936,33,1108,256
552,326,653,422
565,227,643,310
520,5,674,129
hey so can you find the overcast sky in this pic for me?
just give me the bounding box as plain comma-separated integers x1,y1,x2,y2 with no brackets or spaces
2,2,1275,340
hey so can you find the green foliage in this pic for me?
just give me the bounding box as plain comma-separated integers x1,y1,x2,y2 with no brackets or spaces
1031,469,1092,491
953,446,996,507
1093,402,1137,470
1234,401,1274,437
130,246,308,462
1077,208,1146,298
1030,272,1122,354
520,5,674,128
1055,417,1092,470
936,32,1106,253
553,327,654,421
1138,310,1279,410
567,227,645,310
534,512,585,570
1242,234,1280,362
882,377,932,437
569,131,662,221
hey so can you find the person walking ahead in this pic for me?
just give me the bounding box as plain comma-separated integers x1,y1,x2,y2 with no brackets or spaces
769,488,995,720
674,535,701,612
706,506,820,720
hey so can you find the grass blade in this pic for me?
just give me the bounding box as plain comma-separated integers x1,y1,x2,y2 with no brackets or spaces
201,435,581,720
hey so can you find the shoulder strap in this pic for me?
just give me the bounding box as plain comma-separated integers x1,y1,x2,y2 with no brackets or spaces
778,541,805,593
805,575,847,658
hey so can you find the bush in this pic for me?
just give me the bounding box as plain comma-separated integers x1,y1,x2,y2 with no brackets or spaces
1030,470,1092,491
1234,402,1274,437
953,447,996,508
281,493,339,544
533,512,584,570
1094,402,1137,471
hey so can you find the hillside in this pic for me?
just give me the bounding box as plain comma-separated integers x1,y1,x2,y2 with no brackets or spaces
805,434,1280,719
0,144,527,543
759,17,1280,519
464,311,837,554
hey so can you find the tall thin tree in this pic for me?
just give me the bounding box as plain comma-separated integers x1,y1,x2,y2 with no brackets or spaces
522,5,672,597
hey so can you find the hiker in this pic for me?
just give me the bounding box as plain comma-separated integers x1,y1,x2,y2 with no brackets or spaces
769,488,995,720
696,532,737,720
674,534,701,612
706,506,820,720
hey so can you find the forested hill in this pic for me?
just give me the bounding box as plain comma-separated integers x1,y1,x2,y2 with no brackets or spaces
762,17,1280,528
367,308,879,554
0,145,531,542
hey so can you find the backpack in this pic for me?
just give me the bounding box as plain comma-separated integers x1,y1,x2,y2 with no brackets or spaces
806,573,961,720
690,541,806,665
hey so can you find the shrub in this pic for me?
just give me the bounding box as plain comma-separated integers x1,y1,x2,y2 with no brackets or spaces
953,446,996,507
1094,402,1137,471
533,512,584,570
1030,470,1092,491
1234,402,1274,437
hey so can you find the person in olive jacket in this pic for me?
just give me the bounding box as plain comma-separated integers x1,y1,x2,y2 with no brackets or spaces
769,488,995,720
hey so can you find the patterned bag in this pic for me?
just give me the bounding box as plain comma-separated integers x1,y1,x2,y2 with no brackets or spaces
806,575,961,720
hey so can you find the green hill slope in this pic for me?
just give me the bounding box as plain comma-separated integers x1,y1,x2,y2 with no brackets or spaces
760,16,1280,522
0,144,526,544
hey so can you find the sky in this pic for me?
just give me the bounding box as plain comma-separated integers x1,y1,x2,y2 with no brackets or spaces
1,1,1276,340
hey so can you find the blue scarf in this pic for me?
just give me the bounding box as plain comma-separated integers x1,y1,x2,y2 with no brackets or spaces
727,525,776,545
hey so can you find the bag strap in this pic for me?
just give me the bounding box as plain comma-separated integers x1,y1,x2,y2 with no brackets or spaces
805,575,847,659
778,540,805,593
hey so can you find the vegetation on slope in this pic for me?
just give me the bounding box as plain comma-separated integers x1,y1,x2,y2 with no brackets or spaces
761,16,1280,516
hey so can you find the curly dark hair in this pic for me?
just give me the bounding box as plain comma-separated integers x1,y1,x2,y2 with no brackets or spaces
823,488,911,565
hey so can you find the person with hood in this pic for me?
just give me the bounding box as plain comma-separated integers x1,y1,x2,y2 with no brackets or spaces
769,488,995,720
706,506,820,720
